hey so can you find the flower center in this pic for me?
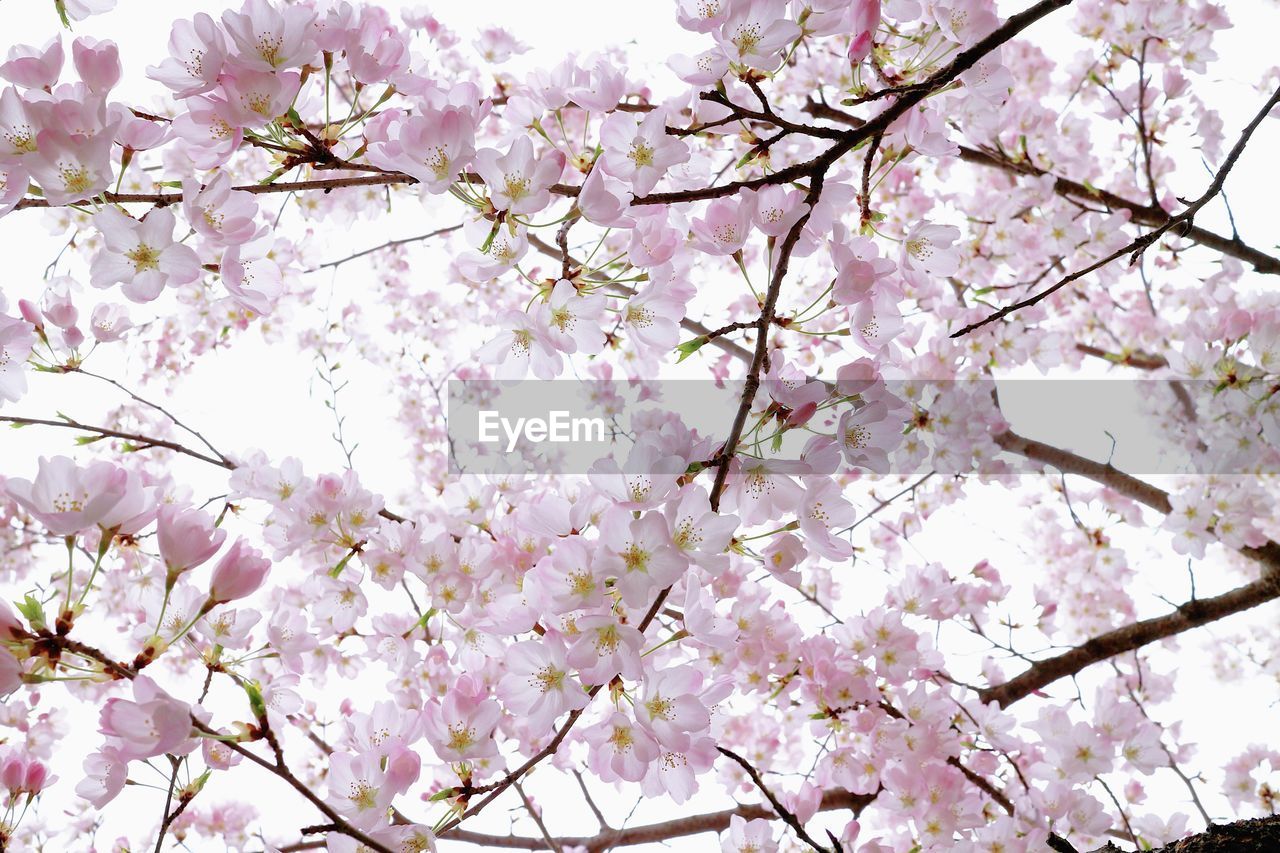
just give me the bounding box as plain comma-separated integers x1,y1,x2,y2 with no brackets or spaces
503,173,531,202
607,725,634,752
628,140,655,168
348,780,377,810
256,33,284,67
447,723,477,752
732,23,762,56
58,162,92,195
844,424,870,450
532,665,564,694
126,243,161,272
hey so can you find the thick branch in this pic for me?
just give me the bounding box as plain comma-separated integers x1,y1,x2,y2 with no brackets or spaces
986,427,1280,706
978,573,1280,707
440,790,875,852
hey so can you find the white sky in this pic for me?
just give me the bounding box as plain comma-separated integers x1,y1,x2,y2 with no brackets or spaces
1,0,1280,851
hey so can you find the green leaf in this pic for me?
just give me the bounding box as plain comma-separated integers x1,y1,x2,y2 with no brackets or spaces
188,769,213,795
54,0,72,28
674,336,708,363
429,787,458,802
16,594,45,630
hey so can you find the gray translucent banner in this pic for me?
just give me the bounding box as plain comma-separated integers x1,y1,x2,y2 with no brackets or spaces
445,379,1277,476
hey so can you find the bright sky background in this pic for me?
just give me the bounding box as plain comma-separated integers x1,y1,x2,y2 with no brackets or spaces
1,0,1279,851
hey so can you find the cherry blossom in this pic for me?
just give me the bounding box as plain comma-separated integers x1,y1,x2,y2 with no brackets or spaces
496,633,589,735
4,456,125,535
598,108,690,196
474,136,565,216
88,207,201,303
0,2,1277,851
146,13,228,97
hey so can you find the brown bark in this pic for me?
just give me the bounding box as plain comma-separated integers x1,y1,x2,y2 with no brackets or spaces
1072,815,1280,853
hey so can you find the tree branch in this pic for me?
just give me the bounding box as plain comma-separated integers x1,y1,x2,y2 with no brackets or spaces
984,427,1280,707
952,85,1280,337
802,102,1280,276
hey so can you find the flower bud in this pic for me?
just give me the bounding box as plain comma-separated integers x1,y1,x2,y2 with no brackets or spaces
157,505,226,582
208,538,270,604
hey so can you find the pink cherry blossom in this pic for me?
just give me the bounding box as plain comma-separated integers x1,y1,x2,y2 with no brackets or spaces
668,49,731,86
5,456,126,535
691,195,755,256
497,632,589,735
220,0,317,71
169,93,244,168
722,815,777,853
577,165,634,227
565,55,626,112
473,136,565,215
26,127,114,205
716,1,801,68
0,38,63,90
98,676,192,760
597,508,688,607
221,68,301,126
88,207,201,303
540,279,607,355
523,537,606,613
146,13,227,97
0,311,35,404
74,750,126,808
422,674,500,762
478,308,563,379
634,664,712,748
567,613,644,684
599,108,690,196
182,172,260,247
585,711,660,783
327,751,394,829
0,162,26,218
220,234,284,315
473,27,528,64
366,107,476,193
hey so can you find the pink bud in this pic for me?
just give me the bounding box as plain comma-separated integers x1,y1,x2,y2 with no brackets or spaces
23,759,49,794
208,538,270,603
41,281,78,329
72,37,121,93
1,756,23,792
786,400,818,427
17,299,43,327
59,325,85,349
157,504,226,577
849,0,880,63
